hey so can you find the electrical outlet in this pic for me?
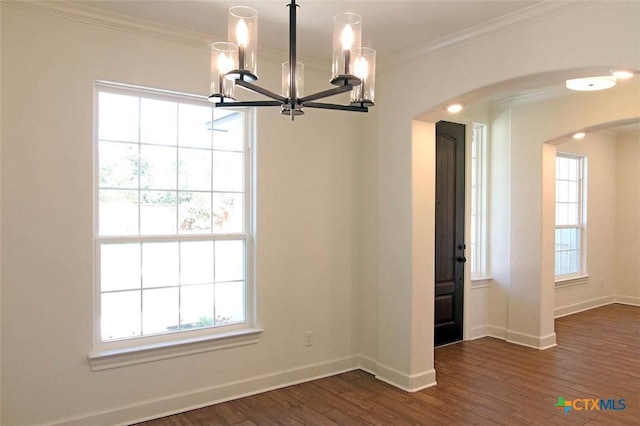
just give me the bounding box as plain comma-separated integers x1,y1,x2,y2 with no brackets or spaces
304,331,313,347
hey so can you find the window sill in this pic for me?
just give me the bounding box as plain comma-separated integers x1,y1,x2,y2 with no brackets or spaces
88,327,263,371
555,274,589,288
471,277,492,288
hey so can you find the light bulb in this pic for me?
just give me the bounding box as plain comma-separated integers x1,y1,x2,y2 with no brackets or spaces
236,19,249,47
341,24,354,50
354,56,368,80
217,52,231,74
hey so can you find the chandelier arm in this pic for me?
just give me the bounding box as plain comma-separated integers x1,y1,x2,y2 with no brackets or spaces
235,79,288,103
299,84,355,103
303,102,368,112
215,100,283,108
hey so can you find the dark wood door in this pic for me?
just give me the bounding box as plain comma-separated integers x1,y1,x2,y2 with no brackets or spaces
434,121,465,346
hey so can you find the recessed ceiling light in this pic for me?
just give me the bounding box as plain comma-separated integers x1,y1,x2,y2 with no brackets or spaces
446,103,463,113
611,69,634,80
572,132,586,140
566,76,616,91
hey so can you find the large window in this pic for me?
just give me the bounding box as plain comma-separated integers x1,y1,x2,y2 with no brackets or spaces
555,152,586,278
95,83,252,348
470,123,488,280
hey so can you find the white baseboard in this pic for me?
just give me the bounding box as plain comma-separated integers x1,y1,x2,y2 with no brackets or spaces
555,295,616,318
616,295,640,306
356,353,378,376
506,330,557,350
44,356,360,426
483,325,556,350
487,325,507,340
374,362,437,392
468,325,489,340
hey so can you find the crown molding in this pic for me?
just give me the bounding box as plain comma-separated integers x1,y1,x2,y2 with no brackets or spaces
1,1,217,49
493,85,568,108
1,1,327,72
378,0,596,73
4,0,595,74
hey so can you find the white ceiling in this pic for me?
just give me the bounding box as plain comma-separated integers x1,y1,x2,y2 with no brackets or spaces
74,0,539,62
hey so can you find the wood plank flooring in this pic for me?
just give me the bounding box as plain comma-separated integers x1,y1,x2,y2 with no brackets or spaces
136,303,640,425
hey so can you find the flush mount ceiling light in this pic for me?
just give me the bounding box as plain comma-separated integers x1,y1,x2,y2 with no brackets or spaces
572,132,586,140
446,103,463,113
210,0,376,121
565,75,617,91
611,69,634,80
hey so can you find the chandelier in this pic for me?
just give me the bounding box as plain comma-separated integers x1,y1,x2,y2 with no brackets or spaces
209,0,376,120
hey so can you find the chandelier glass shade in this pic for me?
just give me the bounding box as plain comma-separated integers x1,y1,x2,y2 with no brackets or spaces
210,0,376,120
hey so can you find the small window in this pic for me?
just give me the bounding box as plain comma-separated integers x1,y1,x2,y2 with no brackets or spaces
555,152,586,278
470,123,488,279
94,83,253,349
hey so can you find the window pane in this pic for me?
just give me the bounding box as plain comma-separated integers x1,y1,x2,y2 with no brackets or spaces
102,291,141,341
212,111,244,151
215,240,245,282
178,192,212,233
178,148,212,191
142,288,179,334
180,284,214,329
179,104,213,149
557,181,568,202
142,242,179,288
556,157,568,180
180,241,214,285
566,203,578,224
569,250,580,274
101,244,140,292
215,281,245,325
556,203,568,225
213,193,243,233
97,87,250,343
569,229,580,250
140,98,177,146
212,152,244,192
99,189,138,236
140,191,177,235
140,145,177,190
99,92,139,142
99,141,138,188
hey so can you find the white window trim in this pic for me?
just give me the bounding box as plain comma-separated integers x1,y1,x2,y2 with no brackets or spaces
470,123,489,281
88,327,263,371
90,81,259,370
554,152,587,283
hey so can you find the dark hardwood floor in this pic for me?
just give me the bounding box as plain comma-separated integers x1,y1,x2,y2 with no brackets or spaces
136,303,640,425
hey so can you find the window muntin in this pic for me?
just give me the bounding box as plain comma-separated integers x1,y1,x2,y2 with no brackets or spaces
470,123,488,279
95,84,252,345
555,153,585,277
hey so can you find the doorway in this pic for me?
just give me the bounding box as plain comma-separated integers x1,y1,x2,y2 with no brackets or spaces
434,121,465,346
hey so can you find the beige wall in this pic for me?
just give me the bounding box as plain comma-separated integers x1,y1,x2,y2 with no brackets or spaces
1,5,360,425
616,131,640,302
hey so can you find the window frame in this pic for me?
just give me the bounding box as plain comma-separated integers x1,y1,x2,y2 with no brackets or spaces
470,122,489,283
554,151,587,283
89,81,260,370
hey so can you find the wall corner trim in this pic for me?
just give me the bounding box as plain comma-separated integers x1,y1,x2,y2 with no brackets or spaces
374,363,437,393
506,330,557,350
